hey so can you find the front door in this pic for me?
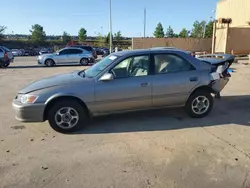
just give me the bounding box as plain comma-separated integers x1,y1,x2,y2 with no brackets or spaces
94,55,153,113
56,49,70,65
152,53,200,107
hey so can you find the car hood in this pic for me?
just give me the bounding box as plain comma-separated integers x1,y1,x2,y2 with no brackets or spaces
19,72,83,94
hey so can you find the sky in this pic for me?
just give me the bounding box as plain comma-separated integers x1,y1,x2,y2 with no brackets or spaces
1,0,218,37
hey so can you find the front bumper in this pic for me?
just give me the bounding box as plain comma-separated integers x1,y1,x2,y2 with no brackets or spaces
12,100,46,122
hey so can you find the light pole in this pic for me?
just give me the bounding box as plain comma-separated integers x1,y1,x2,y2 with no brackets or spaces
144,8,146,38
109,0,113,53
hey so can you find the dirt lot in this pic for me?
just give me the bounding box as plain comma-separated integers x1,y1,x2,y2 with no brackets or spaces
0,57,250,188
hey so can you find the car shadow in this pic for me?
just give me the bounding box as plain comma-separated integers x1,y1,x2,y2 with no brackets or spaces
74,95,250,134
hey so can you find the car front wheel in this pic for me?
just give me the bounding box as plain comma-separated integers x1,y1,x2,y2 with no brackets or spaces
80,58,89,66
185,90,213,118
48,99,87,133
45,59,55,67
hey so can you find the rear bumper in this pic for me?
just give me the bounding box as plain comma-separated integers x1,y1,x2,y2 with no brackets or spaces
12,100,45,122
210,77,230,93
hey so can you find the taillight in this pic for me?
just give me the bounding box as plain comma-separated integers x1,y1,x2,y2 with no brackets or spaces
4,52,8,59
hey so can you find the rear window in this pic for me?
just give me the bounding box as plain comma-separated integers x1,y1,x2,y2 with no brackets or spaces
1,46,10,52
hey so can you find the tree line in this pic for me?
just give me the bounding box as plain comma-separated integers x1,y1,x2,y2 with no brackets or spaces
153,20,213,38
0,21,213,44
0,24,124,44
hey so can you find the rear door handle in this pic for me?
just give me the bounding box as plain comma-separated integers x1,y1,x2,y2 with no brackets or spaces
190,77,198,82
141,82,148,87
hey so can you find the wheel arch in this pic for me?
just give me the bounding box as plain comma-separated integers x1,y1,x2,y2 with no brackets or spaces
45,58,55,65
43,95,91,121
187,85,215,101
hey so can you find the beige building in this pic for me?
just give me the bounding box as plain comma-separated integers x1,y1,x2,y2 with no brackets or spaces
215,0,250,54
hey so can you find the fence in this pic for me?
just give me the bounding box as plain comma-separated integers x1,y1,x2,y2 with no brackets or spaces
132,38,212,52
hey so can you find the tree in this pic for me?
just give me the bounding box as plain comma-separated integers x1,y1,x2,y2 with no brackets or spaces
62,31,71,43
30,24,46,44
105,32,113,44
0,26,6,40
191,20,206,38
153,22,164,38
205,21,213,38
165,26,175,38
78,28,87,41
114,31,122,41
179,28,189,38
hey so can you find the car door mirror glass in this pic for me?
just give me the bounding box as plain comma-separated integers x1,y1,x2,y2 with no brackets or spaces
99,73,114,81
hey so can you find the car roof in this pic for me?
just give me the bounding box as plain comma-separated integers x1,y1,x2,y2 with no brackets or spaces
112,48,190,56
64,47,84,50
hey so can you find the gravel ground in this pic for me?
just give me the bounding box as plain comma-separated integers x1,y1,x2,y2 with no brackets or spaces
0,57,250,188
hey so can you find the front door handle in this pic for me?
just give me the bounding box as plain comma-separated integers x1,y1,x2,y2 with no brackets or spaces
141,82,148,87
190,77,198,82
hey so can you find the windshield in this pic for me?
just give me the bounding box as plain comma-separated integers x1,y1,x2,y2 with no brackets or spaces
84,55,119,78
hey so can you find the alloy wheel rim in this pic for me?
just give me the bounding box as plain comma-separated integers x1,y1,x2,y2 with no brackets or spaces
81,59,88,65
191,96,210,115
55,107,79,129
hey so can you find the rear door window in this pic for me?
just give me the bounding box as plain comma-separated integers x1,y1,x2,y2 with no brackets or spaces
68,49,82,54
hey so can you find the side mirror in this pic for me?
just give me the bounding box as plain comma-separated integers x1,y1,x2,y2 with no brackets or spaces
99,73,114,81
56,52,59,55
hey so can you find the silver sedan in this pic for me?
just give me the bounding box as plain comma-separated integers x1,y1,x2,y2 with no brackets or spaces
13,48,233,133
37,47,94,67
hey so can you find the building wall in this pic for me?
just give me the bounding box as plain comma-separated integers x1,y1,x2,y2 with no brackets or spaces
227,27,250,54
215,0,250,54
216,0,250,27
132,38,212,52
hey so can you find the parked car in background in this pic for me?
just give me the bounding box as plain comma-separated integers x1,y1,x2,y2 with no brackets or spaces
19,49,25,56
24,48,38,56
11,49,22,56
94,47,104,56
37,47,93,67
39,48,53,55
69,45,97,60
0,46,14,68
13,48,232,133
101,48,110,57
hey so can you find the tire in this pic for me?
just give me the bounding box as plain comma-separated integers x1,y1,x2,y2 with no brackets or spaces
48,99,87,133
80,58,89,66
0,59,10,68
45,59,55,67
185,90,213,118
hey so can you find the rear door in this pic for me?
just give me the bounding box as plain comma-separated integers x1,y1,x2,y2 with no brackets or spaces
151,53,200,107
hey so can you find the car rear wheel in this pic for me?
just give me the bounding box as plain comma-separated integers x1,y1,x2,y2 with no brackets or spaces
0,60,10,68
185,90,213,118
80,58,89,66
48,99,87,133
45,59,55,67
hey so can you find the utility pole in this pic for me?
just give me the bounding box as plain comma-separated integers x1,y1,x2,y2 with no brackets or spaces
144,8,146,38
109,0,113,53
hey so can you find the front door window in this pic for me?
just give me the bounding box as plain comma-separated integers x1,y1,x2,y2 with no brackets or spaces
111,55,150,78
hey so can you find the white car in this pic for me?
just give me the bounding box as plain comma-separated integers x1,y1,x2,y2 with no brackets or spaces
37,47,94,67
11,49,22,56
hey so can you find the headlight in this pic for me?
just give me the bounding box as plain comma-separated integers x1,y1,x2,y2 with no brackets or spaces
19,94,39,104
